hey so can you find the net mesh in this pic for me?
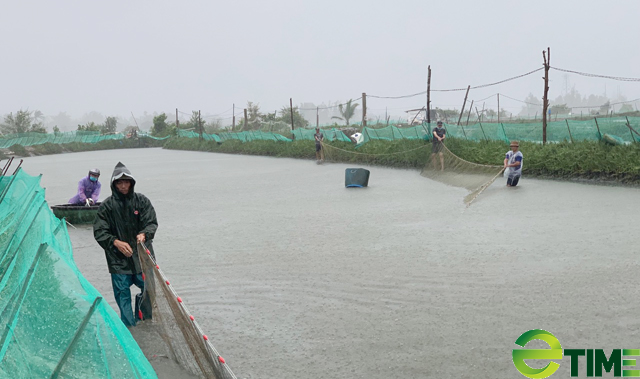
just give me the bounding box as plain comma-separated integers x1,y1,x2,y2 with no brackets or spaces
137,243,236,379
419,144,503,205
0,169,157,378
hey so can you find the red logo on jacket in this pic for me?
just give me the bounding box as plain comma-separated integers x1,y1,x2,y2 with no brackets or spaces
134,210,139,215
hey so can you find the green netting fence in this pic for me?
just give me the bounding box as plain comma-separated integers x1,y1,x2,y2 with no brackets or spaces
0,131,124,148
0,169,157,378
4,116,638,149
0,131,169,149
360,125,429,143
176,129,292,142
292,128,351,142
436,116,640,144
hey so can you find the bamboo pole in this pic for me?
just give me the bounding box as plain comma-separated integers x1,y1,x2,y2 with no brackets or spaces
465,168,505,207
565,119,574,143
475,107,488,141
244,109,248,131
460,122,468,139
542,47,551,144
289,98,294,131
426,66,431,124
594,117,602,140
465,100,474,126
362,93,367,127
457,85,470,126
198,110,202,141
625,116,639,142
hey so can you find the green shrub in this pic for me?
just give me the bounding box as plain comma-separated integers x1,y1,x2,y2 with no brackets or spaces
9,144,28,157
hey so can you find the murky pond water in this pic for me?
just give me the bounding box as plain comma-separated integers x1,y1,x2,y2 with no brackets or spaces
21,148,640,378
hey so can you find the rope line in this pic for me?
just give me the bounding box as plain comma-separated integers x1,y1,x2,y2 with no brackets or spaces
369,67,543,98
440,144,502,169
434,67,544,92
299,97,363,110
569,97,640,109
471,93,499,103
551,66,640,82
498,93,541,106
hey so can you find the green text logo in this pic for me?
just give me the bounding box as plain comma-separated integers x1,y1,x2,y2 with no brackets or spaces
513,329,563,378
513,329,640,378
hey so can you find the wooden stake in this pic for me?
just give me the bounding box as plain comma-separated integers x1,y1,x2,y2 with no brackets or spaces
475,107,488,141
232,104,235,130
289,98,294,131
457,85,470,126
594,117,602,140
244,108,248,131
426,66,431,124
542,47,551,144
362,93,367,127
625,116,639,142
198,110,202,141
565,119,574,143
465,100,474,126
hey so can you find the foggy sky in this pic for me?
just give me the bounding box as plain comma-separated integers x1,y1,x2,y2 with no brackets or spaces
1,0,639,129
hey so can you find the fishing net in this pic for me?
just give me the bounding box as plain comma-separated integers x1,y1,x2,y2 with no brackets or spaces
0,169,156,378
137,243,236,379
420,144,503,205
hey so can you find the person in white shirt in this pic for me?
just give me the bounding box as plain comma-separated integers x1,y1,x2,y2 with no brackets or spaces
504,141,523,187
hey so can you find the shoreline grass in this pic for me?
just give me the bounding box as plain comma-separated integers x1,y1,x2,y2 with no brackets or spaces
5,136,638,186
164,137,640,185
0,137,165,160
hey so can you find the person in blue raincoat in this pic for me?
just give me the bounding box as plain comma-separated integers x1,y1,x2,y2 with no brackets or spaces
69,168,102,205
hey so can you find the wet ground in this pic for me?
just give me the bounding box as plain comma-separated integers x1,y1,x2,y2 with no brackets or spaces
23,148,640,378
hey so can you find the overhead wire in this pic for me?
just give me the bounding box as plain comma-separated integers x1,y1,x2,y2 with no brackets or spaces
551,66,640,82
369,67,544,99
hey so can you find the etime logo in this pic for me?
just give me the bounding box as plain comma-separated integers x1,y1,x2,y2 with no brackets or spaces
513,329,640,378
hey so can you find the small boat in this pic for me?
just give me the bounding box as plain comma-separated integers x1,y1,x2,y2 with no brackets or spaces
345,168,370,188
50,203,101,224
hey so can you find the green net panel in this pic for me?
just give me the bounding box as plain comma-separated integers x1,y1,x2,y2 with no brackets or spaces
457,116,640,144
0,131,127,148
0,131,171,148
292,127,351,142
0,169,157,379
360,125,429,143
177,129,292,143
219,130,291,142
176,129,222,142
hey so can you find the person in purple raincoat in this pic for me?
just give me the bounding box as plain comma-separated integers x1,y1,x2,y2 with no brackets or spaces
69,168,102,206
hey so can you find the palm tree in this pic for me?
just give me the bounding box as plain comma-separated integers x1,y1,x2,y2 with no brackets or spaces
331,99,359,126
